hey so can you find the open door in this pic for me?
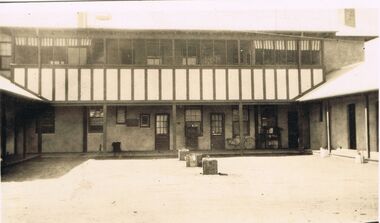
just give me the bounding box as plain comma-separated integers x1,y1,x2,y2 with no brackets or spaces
348,104,356,150
288,111,299,149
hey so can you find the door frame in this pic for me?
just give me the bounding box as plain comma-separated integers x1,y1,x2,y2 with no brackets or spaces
288,111,299,149
155,113,170,150
347,104,357,150
209,113,225,150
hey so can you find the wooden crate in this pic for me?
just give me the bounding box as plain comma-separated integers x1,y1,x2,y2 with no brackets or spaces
178,148,190,161
185,153,198,167
202,158,218,175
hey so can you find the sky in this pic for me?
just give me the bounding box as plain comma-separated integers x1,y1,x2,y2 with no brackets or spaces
0,1,378,36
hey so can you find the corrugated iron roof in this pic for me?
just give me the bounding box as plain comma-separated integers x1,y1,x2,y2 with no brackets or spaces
0,76,43,101
297,61,378,101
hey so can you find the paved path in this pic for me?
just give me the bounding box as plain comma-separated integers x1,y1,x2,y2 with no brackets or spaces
2,155,378,223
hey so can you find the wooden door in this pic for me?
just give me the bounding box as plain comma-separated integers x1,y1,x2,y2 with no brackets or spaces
348,104,356,149
155,114,170,150
186,126,199,150
288,111,299,149
210,113,225,150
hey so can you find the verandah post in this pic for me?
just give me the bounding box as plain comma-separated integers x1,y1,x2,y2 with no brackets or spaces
172,104,177,151
102,104,107,152
239,103,244,150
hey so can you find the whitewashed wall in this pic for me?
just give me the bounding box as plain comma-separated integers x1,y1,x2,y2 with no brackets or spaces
13,67,324,102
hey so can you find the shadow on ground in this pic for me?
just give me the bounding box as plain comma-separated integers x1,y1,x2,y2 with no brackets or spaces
1,157,88,182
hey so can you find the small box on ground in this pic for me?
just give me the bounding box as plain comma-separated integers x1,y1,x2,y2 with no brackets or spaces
202,158,218,175
185,153,198,167
355,153,365,164
178,148,190,161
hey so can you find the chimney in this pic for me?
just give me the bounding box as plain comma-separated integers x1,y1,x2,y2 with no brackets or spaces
77,12,88,28
344,8,356,27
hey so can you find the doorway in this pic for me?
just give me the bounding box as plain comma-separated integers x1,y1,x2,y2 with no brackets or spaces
155,114,170,150
288,111,299,149
210,113,225,150
347,104,356,149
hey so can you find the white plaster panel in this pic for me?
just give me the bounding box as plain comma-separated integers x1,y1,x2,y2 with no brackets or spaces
106,69,118,100
55,69,66,101
202,69,213,100
215,69,226,100
241,69,252,100
253,69,264,100
68,69,79,101
93,69,104,100
276,69,287,100
14,68,25,86
228,69,239,100
288,69,299,99
80,69,91,101
301,69,312,93
134,69,145,100
189,69,200,100
41,68,53,100
27,68,39,94
313,69,323,86
147,69,159,100
175,69,187,100
120,69,131,100
161,69,173,100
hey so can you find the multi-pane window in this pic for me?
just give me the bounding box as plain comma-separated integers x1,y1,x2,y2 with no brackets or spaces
89,39,104,64
211,114,223,135
156,115,168,135
37,107,55,134
240,40,251,65
187,40,200,65
15,37,38,64
300,40,311,65
311,40,321,65
0,42,11,69
275,40,286,64
214,40,226,65
160,39,173,65
253,40,263,65
174,40,186,65
119,39,133,64
232,109,250,137
263,40,275,64
116,107,126,124
106,39,119,64
146,39,160,65
286,40,298,64
227,40,238,65
201,40,213,65
133,39,146,65
88,107,104,133
185,108,203,136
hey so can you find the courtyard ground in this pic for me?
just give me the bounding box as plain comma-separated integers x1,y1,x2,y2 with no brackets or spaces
1,154,378,223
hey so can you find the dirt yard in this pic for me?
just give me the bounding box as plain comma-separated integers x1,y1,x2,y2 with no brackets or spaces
1,154,378,223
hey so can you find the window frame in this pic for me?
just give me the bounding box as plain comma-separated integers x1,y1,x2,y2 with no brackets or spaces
36,107,55,134
140,113,150,128
116,107,127,124
184,107,203,136
88,107,104,133
232,108,250,137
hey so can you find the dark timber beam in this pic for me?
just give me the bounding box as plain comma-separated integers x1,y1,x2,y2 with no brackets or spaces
365,94,370,158
172,104,177,151
102,104,107,152
239,103,244,149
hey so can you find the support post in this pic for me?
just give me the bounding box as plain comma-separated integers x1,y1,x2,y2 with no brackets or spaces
37,115,42,154
83,106,88,153
102,104,107,152
23,117,27,158
326,101,331,153
0,93,5,157
365,94,370,158
172,104,177,151
238,103,244,150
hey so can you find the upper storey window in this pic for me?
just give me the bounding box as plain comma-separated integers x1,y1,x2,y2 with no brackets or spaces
301,40,321,65
15,37,38,64
0,33,12,71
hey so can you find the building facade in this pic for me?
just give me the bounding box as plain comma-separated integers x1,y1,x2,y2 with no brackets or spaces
0,26,377,156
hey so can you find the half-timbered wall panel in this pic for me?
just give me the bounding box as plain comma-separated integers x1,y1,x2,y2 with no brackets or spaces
11,66,323,102
120,69,132,100
300,69,312,93
265,69,275,100
55,69,66,101
106,69,118,100
80,69,91,100
175,69,187,100
253,69,264,100
41,68,53,100
189,69,200,100
288,69,299,99
161,69,173,100
202,69,213,100
276,69,287,100
313,69,323,86
134,69,145,100
93,69,104,100
68,69,79,101
228,69,239,100
147,69,159,100
241,69,252,100
215,69,226,100
27,68,39,94
14,68,25,87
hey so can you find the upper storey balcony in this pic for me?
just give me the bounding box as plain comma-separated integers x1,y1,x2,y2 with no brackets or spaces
1,29,325,104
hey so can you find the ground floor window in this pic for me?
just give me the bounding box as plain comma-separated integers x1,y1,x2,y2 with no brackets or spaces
88,107,103,133
116,107,126,124
185,108,203,136
37,107,55,134
232,108,249,137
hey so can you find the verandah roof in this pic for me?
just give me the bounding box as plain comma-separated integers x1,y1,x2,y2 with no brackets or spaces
297,61,378,101
0,76,43,101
